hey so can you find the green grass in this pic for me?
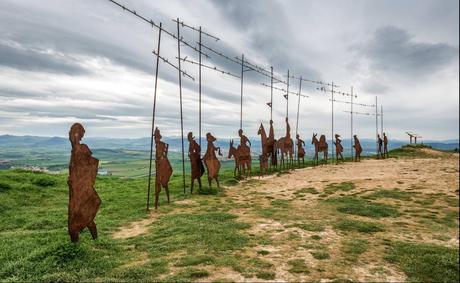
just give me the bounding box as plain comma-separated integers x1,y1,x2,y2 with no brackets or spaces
324,182,356,195
311,251,330,260
294,187,320,196
287,259,310,274
0,169,247,281
286,222,325,232
325,196,400,218
364,189,415,201
341,238,368,262
385,241,459,282
388,144,445,159
334,219,384,233
256,271,276,280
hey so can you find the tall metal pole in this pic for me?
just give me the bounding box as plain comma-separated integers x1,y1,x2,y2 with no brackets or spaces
381,105,384,137
375,96,378,156
147,23,162,211
350,86,353,160
295,76,302,161
286,70,290,118
270,66,273,120
177,18,186,194
240,54,244,130
331,82,334,159
198,26,202,150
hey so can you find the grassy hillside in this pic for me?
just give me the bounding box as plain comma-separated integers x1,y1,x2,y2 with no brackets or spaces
0,146,458,281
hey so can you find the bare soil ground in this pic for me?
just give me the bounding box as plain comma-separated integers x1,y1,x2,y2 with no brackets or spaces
113,149,459,282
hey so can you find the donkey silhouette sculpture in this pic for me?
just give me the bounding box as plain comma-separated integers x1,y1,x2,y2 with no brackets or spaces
312,133,328,165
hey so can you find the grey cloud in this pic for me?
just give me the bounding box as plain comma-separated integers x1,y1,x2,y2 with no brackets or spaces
357,26,458,77
0,43,88,75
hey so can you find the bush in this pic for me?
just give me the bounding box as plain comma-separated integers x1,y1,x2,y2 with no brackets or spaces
32,177,57,187
0,181,12,192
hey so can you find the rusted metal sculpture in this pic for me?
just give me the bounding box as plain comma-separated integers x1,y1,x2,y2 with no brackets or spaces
312,133,328,165
268,120,277,168
228,139,242,177
377,134,383,159
276,117,294,169
383,132,389,158
296,134,306,166
154,127,172,209
68,123,101,243
237,129,252,177
333,134,344,164
204,132,222,187
353,134,362,162
188,132,204,193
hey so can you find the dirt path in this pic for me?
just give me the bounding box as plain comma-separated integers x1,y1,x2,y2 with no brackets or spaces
112,151,459,281
221,153,459,281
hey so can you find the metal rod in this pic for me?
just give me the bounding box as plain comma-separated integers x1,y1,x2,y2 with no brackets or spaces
152,50,195,81
199,27,202,150
178,57,240,78
177,18,186,194
171,18,220,41
381,105,384,138
240,54,244,130
350,86,353,160
147,24,162,211
108,0,210,59
295,76,302,160
286,69,290,118
270,66,273,120
331,82,334,160
375,96,378,155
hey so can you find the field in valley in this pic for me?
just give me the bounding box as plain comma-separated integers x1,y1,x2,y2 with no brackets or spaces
0,145,458,282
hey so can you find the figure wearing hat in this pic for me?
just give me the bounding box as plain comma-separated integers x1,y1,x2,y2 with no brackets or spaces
353,135,362,162
187,132,204,193
333,134,344,164
154,127,172,209
67,123,101,242
296,133,306,166
383,132,389,158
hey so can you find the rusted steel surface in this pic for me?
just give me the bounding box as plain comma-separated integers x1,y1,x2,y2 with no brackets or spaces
377,134,384,159
276,118,294,169
188,132,204,193
312,133,328,165
334,134,344,164
383,133,389,158
237,129,252,177
353,135,363,161
68,123,101,243
203,132,222,187
296,134,306,166
154,127,173,209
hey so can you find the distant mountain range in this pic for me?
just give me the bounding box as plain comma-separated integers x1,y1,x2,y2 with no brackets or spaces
1,134,458,154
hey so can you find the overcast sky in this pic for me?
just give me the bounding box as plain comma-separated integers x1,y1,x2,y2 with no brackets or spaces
0,0,458,141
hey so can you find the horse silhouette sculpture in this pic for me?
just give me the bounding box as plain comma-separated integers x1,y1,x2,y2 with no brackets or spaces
276,118,294,169
154,127,173,209
296,134,306,166
203,132,222,187
68,123,101,242
228,139,243,177
257,122,275,175
353,135,362,162
312,133,328,165
268,120,277,169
